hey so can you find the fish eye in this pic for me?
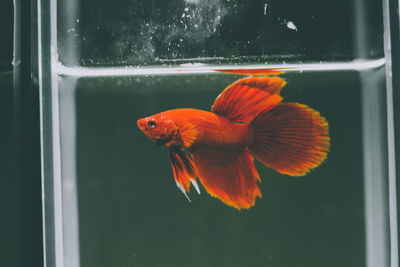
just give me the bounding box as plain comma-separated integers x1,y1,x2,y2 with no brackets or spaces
148,120,157,128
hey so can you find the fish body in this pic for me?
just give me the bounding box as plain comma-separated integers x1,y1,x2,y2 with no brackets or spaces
138,108,253,149
137,76,330,210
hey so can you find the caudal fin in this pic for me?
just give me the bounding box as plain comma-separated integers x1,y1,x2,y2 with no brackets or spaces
249,103,330,176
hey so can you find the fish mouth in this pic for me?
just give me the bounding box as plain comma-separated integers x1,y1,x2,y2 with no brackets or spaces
137,119,145,131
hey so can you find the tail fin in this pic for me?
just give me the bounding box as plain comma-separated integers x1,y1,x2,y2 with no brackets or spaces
248,103,330,176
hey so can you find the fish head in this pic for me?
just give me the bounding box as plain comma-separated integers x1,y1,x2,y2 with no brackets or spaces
137,113,179,145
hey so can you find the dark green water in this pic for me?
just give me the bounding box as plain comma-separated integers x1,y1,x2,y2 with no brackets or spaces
58,67,387,267
0,71,20,267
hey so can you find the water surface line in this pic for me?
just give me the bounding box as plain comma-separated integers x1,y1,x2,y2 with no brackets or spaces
55,58,385,77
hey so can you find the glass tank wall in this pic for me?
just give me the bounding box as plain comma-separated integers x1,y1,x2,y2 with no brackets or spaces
37,0,395,267
56,0,384,67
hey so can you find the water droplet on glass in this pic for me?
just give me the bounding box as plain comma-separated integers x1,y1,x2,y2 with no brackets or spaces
286,21,298,31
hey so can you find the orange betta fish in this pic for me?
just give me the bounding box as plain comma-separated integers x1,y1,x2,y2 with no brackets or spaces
137,76,330,210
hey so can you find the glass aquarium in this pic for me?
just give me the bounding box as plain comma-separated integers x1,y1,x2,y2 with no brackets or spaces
37,0,397,267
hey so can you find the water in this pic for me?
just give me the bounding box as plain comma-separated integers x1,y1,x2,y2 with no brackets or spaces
56,60,388,267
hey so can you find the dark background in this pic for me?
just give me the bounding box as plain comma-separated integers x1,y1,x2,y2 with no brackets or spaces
0,1,18,267
1,1,43,267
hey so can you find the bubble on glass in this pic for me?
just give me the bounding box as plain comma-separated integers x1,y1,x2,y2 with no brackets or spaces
286,21,298,31
277,17,298,32
263,3,268,15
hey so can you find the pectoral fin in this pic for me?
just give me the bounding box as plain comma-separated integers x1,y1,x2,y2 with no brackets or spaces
179,123,199,148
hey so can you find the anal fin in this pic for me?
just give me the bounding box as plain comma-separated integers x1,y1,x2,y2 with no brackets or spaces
192,147,261,210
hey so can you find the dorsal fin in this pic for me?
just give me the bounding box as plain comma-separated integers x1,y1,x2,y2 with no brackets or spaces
211,77,284,123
